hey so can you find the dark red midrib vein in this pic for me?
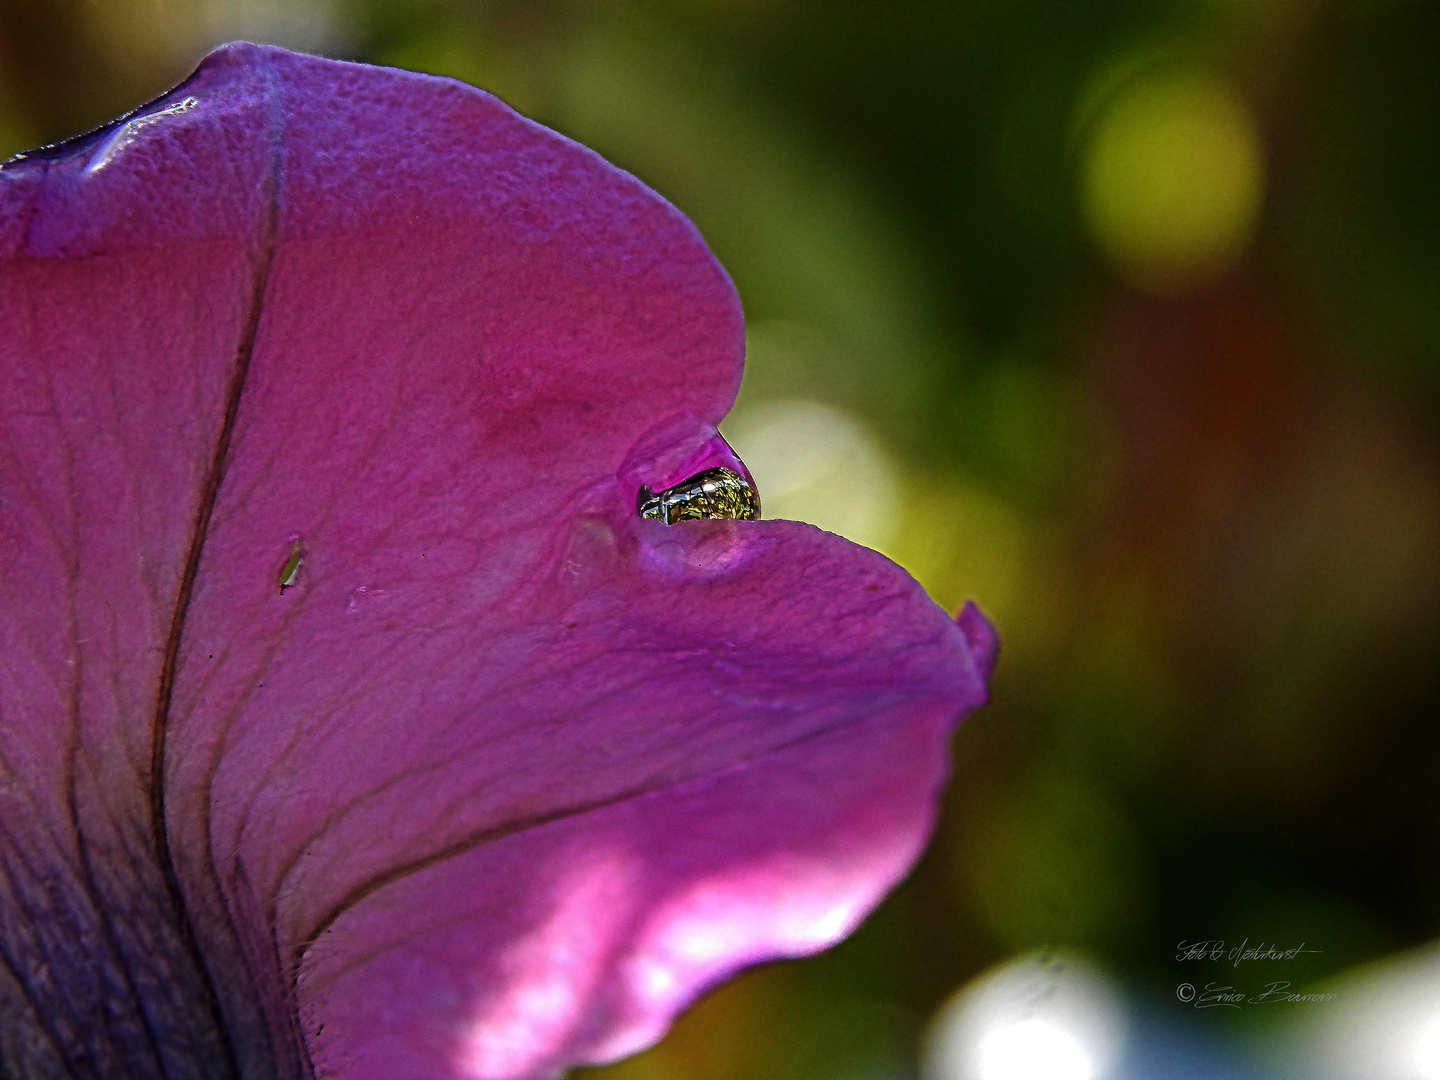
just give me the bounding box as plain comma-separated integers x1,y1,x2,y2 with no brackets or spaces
146,61,282,1080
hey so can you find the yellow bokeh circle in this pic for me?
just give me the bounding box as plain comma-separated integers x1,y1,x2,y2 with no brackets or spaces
1080,67,1264,294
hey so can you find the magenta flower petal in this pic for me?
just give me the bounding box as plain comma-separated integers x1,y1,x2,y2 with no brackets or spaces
0,43,994,1080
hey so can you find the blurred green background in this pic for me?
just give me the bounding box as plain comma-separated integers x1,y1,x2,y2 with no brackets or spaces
3,1,1437,1076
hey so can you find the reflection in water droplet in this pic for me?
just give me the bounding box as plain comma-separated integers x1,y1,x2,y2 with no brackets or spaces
636,467,761,525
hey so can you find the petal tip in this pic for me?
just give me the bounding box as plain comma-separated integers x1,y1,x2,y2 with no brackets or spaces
955,600,999,691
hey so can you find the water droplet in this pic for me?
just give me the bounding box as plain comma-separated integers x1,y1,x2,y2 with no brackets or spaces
636,467,760,525
86,96,199,173
278,538,303,594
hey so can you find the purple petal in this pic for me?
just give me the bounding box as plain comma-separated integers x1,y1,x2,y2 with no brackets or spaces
957,600,1000,688
0,43,994,1080
0,49,281,1079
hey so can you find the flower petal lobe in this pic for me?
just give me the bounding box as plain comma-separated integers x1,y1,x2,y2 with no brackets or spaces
2,43,995,1080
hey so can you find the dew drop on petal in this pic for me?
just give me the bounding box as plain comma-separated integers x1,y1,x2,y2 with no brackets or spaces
636,467,761,525
86,96,199,173
278,537,304,593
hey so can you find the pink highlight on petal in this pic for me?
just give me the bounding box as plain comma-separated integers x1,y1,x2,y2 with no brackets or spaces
301,693,962,1080
459,852,636,1080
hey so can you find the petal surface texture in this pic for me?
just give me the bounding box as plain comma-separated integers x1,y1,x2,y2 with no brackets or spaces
0,44,993,1080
